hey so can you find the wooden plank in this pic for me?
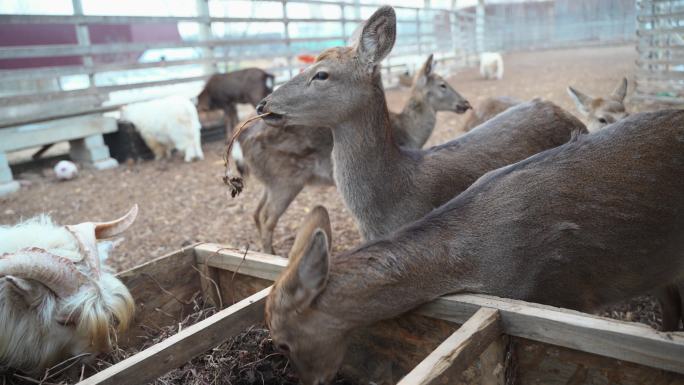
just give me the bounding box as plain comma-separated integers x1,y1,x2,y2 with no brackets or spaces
0,115,117,152
479,335,507,385
217,269,274,306
114,244,202,349
342,313,470,384
398,308,501,385
416,294,684,374
78,287,269,385
513,337,684,385
194,243,289,282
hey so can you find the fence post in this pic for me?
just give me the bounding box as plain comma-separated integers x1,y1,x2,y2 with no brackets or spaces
475,0,485,53
71,0,94,88
282,0,294,79
196,0,217,74
416,8,423,57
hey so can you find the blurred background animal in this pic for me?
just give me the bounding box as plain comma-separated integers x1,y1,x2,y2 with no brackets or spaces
119,96,204,162
479,52,504,80
196,68,275,139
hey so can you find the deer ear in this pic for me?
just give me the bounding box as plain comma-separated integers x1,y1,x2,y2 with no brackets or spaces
416,54,434,86
289,206,332,259
567,86,592,116
287,229,330,309
356,6,396,69
611,77,628,102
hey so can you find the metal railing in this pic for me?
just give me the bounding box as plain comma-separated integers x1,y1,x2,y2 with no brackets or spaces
0,0,638,127
0,0,478,127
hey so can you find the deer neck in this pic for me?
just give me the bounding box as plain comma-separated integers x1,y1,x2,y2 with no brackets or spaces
398,90,436,148
317,227,478,327
330,85,412,239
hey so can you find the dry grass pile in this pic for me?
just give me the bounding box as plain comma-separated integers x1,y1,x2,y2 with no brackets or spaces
1,294,357,385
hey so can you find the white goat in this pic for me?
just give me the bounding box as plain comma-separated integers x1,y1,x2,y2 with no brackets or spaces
0,206,137,374
479,52,504,80
120,96,204,162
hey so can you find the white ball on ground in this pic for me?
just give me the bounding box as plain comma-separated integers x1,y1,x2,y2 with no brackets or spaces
54,160,78,181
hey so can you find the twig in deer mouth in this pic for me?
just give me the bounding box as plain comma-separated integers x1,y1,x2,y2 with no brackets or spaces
223,113,272,198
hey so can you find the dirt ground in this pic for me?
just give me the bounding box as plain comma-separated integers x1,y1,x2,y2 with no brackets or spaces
2,44,653,321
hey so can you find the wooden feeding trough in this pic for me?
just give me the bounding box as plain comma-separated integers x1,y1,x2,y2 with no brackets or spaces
77,243,683,385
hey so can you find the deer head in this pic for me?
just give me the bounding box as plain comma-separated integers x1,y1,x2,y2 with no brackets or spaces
567,77,628,131
412,54,471,113
265,206,346,385
257,6,397,129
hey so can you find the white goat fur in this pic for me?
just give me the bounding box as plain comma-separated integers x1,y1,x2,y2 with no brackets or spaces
0,216,134,374
479,52,504,80
120,96,204,162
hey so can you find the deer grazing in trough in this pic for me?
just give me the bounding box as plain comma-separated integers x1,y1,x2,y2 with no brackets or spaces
257,6,587,241
238,54,470,253
266,109,684,385
463,78,630,132
0,206,138,374
197,68,275,138
567,77,629,132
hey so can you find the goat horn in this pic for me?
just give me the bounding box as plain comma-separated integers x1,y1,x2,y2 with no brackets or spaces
93,204,139,239
0,248,88,298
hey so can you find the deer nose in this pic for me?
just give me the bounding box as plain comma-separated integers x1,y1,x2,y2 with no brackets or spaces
256,101,267,115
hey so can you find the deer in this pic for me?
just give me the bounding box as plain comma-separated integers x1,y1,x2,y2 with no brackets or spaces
463,78,629,132
197,68,275,138
462,96,520,132
256,6,587,242
238,54,471,253
567,77,629,132
265,109,684,385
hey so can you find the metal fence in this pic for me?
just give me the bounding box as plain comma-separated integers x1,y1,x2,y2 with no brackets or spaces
634,0,684,107
0,0,637,128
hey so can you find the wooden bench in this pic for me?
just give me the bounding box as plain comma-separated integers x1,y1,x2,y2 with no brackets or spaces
0,113,119,196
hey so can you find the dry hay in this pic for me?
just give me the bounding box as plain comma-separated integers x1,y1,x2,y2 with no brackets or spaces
1,294,357,385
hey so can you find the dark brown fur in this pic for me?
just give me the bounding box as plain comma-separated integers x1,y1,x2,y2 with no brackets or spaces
197,68,274,137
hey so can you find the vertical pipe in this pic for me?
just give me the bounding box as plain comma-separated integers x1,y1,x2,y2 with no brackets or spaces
196,0,217,74
475,0,485,53
71,0,94,88
283,0,294,79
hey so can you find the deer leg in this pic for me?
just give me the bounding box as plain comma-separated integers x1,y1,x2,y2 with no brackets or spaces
254,189,267,235
656,284,682,331
224,104,238,141
259,184,303,255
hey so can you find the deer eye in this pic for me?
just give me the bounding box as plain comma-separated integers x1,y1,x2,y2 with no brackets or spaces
313,71,329,81
598,117,608,124
439,83,447,89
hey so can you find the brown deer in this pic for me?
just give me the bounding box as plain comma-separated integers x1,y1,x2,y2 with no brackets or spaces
567,77,629,132
266,109,684,385
197,68,274,137
238,54,471,253
462,96,520,132
463,78,629,132
257,6,586,242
